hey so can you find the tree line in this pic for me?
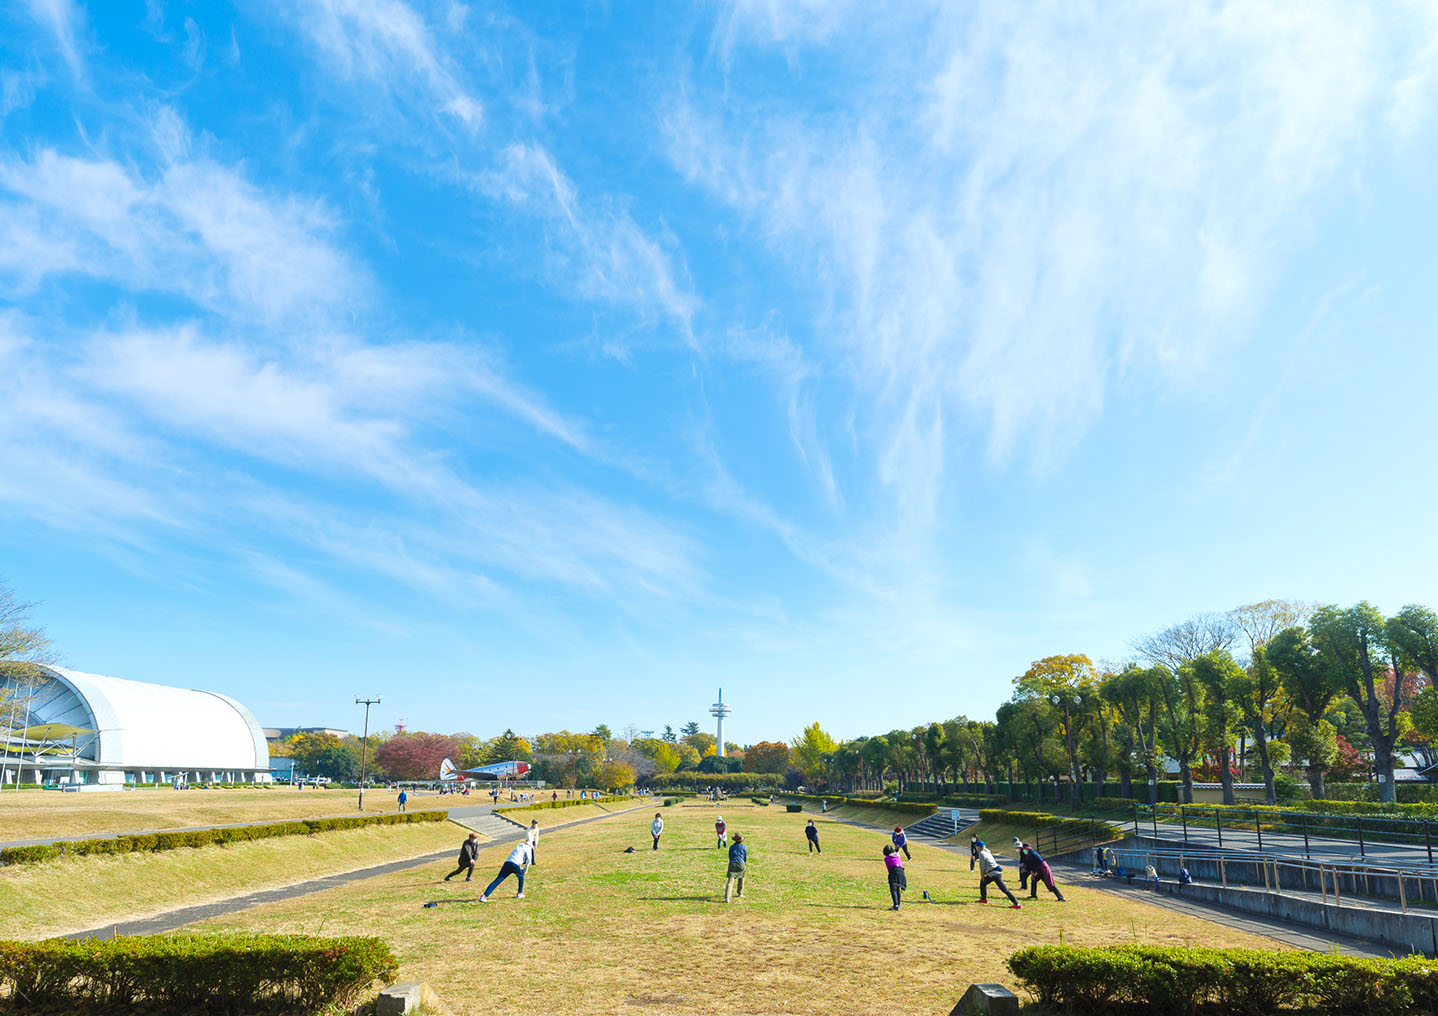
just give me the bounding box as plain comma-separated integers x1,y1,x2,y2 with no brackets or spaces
784,600,1438,807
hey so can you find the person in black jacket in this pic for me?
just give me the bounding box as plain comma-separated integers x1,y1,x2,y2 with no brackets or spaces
804,819,821,854
444,832,480,882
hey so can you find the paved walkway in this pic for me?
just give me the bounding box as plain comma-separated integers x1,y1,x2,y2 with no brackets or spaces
1138,818,1435,867
64,800,650,940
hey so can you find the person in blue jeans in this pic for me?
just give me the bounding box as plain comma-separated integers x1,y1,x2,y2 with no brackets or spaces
479,842,532,902
397,789,407,813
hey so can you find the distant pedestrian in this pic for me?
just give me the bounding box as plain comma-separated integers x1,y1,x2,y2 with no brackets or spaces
724,833,747,902
1178,865,1193,888
1018,843,1065,901
444,832,480,882
552,791,558,803
892,826,911,861
805,819,821,854
883,844,906,910
715,815,727,849
397,789,408,813
527,820,540,866
479,841,532,902
821,799,827,813
651,813,664,850
971,840,1020,909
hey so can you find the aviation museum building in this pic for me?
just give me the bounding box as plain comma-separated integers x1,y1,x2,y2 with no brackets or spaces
0,665,271,787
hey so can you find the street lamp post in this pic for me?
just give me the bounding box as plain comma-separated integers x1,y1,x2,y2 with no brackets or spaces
355,695,381,811
1051,693,1083,811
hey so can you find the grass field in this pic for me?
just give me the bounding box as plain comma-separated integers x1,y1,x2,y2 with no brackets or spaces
0,786,409,841
0,820,463,939
192,801,1285,1014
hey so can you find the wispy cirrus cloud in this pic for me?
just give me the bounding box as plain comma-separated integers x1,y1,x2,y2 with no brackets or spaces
667,0,1438,531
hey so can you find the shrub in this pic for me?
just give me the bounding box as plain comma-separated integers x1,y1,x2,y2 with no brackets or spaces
1006,945,1438,1016
785,804,802,812
0,811,446,868
494,796,624,816
977,808,1074,829
0,933,397,1015
784,794,938,817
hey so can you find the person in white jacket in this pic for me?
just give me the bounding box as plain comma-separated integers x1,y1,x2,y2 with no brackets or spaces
479,841,532,902
527,820,540,866
651,813,664,850
971,840,1021,909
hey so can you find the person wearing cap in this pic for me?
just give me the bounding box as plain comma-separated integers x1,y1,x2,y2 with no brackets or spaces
892,825,911,861
443,832,480,882
1012,836,1028,890
1018,842,1066,901
527,820,540,865
973,841,1021,909
715,815,727,849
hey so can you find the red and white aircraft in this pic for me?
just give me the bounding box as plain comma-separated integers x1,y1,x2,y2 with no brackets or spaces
439,757,531,782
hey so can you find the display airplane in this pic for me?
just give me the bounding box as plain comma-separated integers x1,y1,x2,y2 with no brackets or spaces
439,757,531,782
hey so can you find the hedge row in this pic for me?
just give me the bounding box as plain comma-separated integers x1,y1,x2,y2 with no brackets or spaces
494,796,624,815
897,792,1009,807
0,934,396,1015
978,808,1074,829
1151,800,1438,828
1008,944,1438,1015
649,772,783,790
1324,782,1438,804
0,811,447,867
785,794,938,817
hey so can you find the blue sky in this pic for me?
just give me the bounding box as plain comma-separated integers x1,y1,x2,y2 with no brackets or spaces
2,1,1436,745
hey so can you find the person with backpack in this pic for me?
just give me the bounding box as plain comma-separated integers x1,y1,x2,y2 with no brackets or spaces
724,833,748,902
883,843,907,910
804,819,821,854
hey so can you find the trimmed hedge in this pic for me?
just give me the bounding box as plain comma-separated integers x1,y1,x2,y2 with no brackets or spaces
785,794,938,817
1008,944,1438,1015
0,933,397,1015
649,772,782,791
977,808,1074,829
897,792,1009,807
0,811,447,867
494,796,624,815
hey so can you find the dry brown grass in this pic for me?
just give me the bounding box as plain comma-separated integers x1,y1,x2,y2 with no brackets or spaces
0,786,415,841
0,821,462,939
192,801,1286,1014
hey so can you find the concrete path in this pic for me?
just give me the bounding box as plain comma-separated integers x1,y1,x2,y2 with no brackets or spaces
63,801,649,940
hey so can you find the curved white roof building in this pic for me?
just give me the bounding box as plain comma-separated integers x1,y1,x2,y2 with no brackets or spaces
0,665,270,786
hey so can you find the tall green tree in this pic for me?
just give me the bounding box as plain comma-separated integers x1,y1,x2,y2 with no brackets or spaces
1158,662,1205,804
1309,603,1405,802
1101,664,1164,804
1190,650,1245,804
1267,625,1344,797
680,721,701,738
1230,647,1286,804
1014,654,1100,808
1388,605,1438,684
790,722,838,782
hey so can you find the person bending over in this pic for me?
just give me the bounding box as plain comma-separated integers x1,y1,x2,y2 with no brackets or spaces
479,841,532,902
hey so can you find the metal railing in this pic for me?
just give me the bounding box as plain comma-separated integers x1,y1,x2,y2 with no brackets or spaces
1130,803,1438,863
1095,841,1438,915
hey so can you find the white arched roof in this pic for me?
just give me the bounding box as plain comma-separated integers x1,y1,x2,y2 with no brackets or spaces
44,667,269,771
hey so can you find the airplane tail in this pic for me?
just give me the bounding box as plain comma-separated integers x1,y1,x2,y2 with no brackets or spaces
440,758,457,781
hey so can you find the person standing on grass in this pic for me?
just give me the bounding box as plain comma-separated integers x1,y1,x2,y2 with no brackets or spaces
715,815,727,849
972,841,1021,909
479,841,532,902
892,826,911,861
1018,843,1066,901
444,832,480,882
883,844,906,910
397,788,408,813
527,820,540,866
651,812,664,850
805,819,821,854
724,833,747,902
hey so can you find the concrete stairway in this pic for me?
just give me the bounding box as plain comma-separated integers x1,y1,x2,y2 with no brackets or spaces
907,810,969,840
452,812,526,841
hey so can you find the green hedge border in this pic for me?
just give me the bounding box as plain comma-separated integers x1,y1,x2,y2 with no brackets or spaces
0,934,396,1015
493,796,625,816
0,811,447,867
786,794,938,818
1008,944,1438,1015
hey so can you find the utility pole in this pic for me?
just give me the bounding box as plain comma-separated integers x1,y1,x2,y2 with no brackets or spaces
355,695,381,811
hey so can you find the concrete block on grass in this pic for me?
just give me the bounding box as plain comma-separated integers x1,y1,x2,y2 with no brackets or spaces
376,981,443,1015
950,982,1019,1016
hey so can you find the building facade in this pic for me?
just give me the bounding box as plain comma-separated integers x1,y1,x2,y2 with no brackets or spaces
0,665,271,786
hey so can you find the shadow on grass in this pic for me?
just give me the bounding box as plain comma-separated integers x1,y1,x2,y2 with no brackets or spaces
638,895,716,902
